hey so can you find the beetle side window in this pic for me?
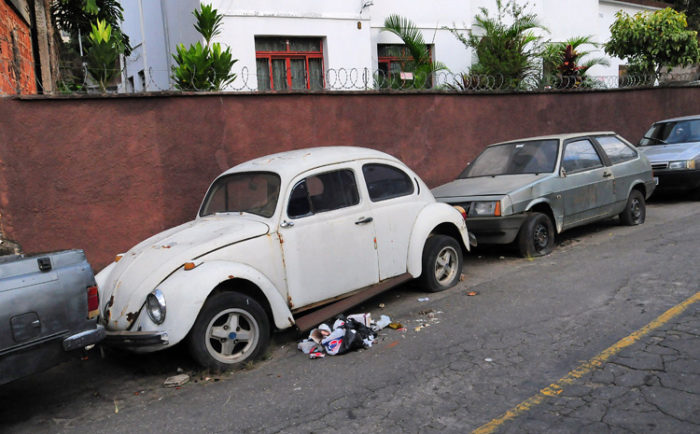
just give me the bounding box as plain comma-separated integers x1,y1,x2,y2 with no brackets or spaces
596,136,637,164
362,164,415,201
287,169,360,219
562,140,603,173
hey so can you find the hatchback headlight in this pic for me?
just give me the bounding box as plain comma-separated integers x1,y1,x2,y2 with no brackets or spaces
146,289,166,324
469,201,501,216
668,160,695,169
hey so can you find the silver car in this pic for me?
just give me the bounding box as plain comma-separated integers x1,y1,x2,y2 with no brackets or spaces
637,114,700,195
433,132,656,257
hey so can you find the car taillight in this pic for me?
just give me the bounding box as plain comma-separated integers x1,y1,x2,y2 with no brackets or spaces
87,285,99,319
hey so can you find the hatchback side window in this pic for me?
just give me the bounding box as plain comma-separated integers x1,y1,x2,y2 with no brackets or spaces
562,140,603,173
287,169,359,219
596,136,637,164
362,163,414,202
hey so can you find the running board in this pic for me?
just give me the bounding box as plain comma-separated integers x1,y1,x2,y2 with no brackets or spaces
294,273,413,332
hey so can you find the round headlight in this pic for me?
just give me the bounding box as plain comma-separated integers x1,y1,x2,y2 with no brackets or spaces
146,289,166,324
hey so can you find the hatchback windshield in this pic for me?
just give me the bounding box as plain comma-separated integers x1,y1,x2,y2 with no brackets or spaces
639,119,700,145
459,139,559,178
200,172,281,218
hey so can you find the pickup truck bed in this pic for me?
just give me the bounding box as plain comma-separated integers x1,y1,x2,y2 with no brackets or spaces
0,249,104,385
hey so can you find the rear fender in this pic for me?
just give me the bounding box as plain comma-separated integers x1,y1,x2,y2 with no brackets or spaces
406,203,470,277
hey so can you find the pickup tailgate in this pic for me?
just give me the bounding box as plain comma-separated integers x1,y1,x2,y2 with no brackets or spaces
0,250,96,352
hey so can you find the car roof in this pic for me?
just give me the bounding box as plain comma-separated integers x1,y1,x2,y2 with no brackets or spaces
489,131,617,146
220,146,402,179
654,114,700,124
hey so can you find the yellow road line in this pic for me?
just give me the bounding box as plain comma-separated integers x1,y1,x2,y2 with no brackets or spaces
473,291,700,434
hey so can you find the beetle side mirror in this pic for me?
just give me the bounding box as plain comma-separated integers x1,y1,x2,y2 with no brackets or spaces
560,167,567,178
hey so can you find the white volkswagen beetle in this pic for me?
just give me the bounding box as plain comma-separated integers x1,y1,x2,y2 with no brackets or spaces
96,147,471,370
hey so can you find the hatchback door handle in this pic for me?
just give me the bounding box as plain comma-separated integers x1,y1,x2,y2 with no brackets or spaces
355,216,373,225
603,172,612,178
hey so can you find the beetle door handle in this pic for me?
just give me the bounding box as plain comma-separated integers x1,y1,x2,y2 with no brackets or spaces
280,220,295,228
355,216,373,225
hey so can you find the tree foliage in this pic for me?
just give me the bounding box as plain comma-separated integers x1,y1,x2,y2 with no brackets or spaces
447,0,546,89
605,7,700,76
380,14,446,89
672,0,700,32
171,4,238,91
52,0,130,55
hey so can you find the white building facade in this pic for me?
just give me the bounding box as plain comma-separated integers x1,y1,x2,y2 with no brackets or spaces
118,0,667,92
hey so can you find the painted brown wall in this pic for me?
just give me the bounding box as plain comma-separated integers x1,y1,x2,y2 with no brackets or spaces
0,88,698,269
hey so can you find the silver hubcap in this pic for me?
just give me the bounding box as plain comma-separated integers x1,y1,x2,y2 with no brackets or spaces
630,198,641,221
434,245,459,285
205,308,259,364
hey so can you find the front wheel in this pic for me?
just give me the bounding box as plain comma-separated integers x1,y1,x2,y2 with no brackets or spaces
619,190,645,226
188,292,270,371
420,235,463,292
517,212,555,257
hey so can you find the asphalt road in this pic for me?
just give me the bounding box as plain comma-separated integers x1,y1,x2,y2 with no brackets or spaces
1,195,698,433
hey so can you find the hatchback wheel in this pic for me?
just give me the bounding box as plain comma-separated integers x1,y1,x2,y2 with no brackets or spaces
518,212,554,257
619,190,645,226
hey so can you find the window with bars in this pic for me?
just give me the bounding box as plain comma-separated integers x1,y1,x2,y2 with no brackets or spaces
377,44,434,88
255,37,325,90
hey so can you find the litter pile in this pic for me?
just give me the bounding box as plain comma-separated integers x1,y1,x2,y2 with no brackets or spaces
298,313,391,359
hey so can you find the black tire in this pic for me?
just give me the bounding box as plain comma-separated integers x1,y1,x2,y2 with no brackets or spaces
420,235,463,292
187,292,270,371
517,212,555,258
619,190,646,226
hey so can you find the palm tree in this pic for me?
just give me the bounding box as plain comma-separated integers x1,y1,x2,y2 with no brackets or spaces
447,0,547,89
542,35,610,88
381,14,447,89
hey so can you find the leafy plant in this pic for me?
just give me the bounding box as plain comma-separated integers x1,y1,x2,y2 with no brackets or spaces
52,0,131,55
171,3,237,91
605,8,700,77
85,19,122,92
542,36,610,88
447,0,547,90
380,14,447,89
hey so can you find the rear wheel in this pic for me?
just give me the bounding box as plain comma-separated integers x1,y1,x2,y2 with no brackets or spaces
188,292,270,371
517,212,555,257
421,235,463,292
619,190,645,225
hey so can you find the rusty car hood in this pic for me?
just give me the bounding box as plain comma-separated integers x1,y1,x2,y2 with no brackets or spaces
432,174,552,199
98,215,270,330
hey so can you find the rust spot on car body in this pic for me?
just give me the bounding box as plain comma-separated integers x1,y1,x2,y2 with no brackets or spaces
287,295,294,309
278,233,284,245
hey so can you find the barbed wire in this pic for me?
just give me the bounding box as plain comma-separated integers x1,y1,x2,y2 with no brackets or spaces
1,64,698,96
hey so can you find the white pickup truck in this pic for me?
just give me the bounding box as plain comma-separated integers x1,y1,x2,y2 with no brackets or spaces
97,147,471,370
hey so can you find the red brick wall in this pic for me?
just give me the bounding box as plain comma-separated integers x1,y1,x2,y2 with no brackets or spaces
0,0,37,94
0,88,698,269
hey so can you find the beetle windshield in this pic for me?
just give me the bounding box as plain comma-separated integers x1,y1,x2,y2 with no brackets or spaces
459,139,559,178
639,119,700,146
200,172,281,218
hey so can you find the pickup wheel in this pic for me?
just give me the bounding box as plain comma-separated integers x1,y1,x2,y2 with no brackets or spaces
619,190,645,226
421,235,463,292
188,292,270,371
517,212,554,257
